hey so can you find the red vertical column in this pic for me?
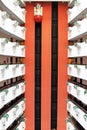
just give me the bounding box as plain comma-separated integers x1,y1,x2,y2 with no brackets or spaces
57,3,68,130
41,3,52,130
25,3,35,130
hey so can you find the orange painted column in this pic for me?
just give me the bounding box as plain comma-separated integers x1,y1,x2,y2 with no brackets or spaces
25,3,35,130
57,3,68,130
41,3,52,130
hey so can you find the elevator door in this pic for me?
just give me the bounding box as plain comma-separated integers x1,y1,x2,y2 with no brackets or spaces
51,2,58,130
35,23,41,130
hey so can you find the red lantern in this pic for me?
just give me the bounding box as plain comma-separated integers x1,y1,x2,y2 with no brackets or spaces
34,3,43,22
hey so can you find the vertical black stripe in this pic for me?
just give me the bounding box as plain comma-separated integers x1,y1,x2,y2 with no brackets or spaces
35,23,41,130
51,2,58,130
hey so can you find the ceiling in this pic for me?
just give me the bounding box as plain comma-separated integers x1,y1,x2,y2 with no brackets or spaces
24,0,70,2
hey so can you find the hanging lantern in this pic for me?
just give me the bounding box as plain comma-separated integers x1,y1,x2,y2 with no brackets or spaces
34,3,43,22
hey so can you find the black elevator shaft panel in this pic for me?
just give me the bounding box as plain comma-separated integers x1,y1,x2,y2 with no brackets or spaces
51,2,58,129
35,23,41,130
